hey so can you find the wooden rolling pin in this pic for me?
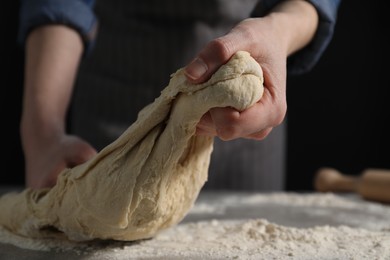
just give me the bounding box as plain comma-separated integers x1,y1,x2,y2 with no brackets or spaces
314,167,390,203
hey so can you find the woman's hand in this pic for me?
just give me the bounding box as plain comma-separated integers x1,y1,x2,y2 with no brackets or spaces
185,0,318,141
22,129,97,189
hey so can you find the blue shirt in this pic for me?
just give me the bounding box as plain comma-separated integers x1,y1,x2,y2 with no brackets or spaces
18,0,341,75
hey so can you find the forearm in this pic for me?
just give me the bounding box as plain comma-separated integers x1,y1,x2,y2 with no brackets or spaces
267,0,319,56
21,25,83,140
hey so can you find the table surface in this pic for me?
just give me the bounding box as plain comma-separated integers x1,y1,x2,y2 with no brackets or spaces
1,186,389,259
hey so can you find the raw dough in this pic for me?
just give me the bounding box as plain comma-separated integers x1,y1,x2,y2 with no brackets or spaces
0,51,263,242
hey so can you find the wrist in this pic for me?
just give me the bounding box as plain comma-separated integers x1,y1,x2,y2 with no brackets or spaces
268,0,319,56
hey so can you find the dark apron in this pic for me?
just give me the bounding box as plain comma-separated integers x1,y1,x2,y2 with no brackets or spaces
70,0,286,191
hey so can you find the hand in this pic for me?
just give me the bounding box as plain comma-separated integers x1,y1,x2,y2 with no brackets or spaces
23,132,97,189
184,0,318,141
185,18,287,141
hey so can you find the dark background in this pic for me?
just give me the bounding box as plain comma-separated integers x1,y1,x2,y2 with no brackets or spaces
1,1,389,190
286,0,390,190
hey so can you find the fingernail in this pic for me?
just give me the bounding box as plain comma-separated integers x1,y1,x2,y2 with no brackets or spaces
185,58,208,80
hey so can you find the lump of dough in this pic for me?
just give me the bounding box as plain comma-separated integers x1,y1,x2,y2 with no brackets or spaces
0,51,264,242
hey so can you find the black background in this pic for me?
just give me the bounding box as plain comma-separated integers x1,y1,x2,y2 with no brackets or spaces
1,1,389,190
286,0,390,190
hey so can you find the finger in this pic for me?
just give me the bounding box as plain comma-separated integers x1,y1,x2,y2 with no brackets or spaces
209,107,243,140
245,127,273,140
196,112,217,136
209,101,273,141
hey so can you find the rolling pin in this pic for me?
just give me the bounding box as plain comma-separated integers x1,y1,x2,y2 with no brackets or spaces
314,167,390,203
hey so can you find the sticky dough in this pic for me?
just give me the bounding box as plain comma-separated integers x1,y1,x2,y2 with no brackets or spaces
0,51,264,242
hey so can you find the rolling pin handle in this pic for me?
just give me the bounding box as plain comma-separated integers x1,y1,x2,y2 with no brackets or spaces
314,167,358,193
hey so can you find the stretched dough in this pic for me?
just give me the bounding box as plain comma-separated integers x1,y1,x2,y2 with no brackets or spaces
0,51,264,242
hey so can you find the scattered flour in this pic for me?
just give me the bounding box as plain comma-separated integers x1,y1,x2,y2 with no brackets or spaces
1,192,390,259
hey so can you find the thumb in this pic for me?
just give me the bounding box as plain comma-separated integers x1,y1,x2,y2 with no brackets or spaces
184,33,243,84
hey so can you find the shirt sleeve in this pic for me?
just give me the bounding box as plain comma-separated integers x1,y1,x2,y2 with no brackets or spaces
18,0,98,55
252,0,342,75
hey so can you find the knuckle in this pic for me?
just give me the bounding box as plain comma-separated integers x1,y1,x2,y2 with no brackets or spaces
206,37,234,62
252,131,269,141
